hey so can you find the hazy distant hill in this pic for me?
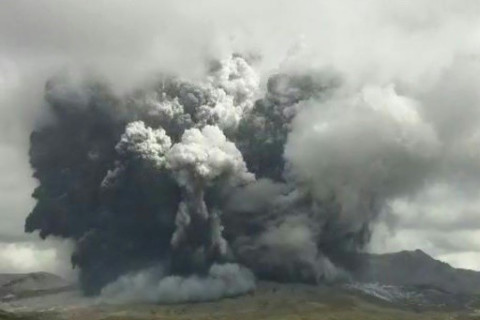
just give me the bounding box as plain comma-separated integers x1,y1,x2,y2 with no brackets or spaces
354,249,480,294
0,272,72,301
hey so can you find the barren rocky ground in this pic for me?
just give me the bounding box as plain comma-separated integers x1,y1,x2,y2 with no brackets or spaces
3,251,480,320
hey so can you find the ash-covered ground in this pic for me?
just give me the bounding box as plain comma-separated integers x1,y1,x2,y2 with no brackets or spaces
2,250,480,320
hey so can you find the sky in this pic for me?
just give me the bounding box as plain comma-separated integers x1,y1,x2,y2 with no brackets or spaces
1,0,480,275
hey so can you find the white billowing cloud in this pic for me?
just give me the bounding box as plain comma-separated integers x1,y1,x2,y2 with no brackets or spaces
101,263,255,303
363,57,480,269
166,125,254,186
285,85,439,231
0,1,221,90
197,56,260,129
1,0,478,91
101,121,172,188
0,239,75,279
142,98,185,124
165,125,254,254
116,121,172,167
283,71,480,272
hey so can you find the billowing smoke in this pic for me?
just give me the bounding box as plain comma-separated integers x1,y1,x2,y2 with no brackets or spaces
101,263,255,304
23,48,468,302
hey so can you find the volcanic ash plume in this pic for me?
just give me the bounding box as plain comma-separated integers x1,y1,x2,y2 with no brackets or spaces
25,55,440,301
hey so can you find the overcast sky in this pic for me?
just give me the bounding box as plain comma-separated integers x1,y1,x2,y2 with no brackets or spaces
1,0,480,275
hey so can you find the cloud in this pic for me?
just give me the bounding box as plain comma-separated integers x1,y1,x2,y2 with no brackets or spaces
369,184,480,269
101,263,255,304
0,239,75,279
437,252,480,271
1,0,480,275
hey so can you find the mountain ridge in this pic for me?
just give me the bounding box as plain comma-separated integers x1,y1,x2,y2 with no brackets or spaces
353,249,480,295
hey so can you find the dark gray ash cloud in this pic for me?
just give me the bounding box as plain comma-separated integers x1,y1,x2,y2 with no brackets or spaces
1,0,480,302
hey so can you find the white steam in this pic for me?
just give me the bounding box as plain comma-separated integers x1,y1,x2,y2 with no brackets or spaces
166,125,254,186
197,56,260,129
117,121,172,167
166,125,254,253
101,263,255,304
285,85,439,231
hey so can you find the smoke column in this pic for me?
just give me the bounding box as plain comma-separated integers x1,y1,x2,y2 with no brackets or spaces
17,0,480,302
25,54,440,301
